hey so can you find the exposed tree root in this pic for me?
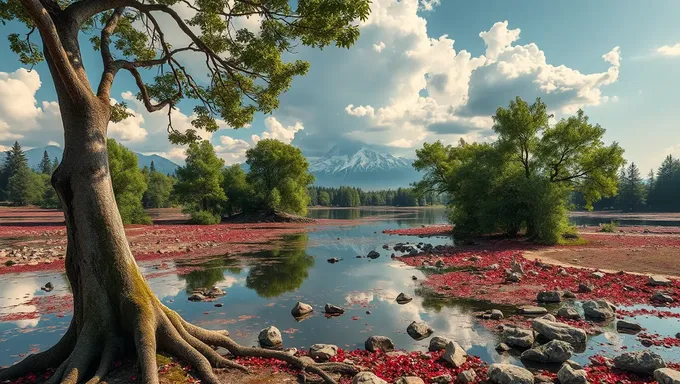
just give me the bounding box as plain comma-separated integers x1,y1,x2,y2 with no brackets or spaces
0,303,359,384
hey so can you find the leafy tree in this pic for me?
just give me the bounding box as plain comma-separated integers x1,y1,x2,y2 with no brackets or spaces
40,174,60,208
108,139,150,224
246,139,314,215
8,166,46,205
221,164,252,216
318,190,331,206
648,155,680,211
414,97,624,243
38,150,52,174
174,141,226,224
142,165,174,208
0,0,368,382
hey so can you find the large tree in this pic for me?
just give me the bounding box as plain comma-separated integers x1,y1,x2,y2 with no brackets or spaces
246,138,314,215
0,1,368,383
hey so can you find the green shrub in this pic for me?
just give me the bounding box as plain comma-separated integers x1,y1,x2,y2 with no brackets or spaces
599,221,618,233
190,210,222,225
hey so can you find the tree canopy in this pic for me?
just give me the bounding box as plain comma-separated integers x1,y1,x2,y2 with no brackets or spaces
414,97,625,244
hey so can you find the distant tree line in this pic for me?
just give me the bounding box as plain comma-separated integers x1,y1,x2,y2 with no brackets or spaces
307,186,446,207
0,142,59,208
573,155,680,212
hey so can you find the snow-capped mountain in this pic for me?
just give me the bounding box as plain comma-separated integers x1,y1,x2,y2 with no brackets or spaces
309,146,421,190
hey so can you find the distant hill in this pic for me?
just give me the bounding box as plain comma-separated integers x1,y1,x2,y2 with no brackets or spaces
23,145,179,175
308,146,421,190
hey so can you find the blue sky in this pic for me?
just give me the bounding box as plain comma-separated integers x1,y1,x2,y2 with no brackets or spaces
0,0,679,173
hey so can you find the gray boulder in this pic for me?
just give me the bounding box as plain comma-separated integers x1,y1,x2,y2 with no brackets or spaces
540,313,557,322
613,351,666,374
652,291,674,303
428,336,450,352
487,364,534,384
188,293,206,301
537,291,562,303
441,341,467,368
649,275,672,286
520,340,573,363
490,309,504,320
365,336,395,352
309,344,339,362
654,368,680,384
291,302,313,317
557,363,588,384
431,375,453,383
501,326,534,348
406,321,433,340
557,306,581,320
578,282,594,293
583,300,615,320
352,372,387,384
532,318,587,344
258,326,282,349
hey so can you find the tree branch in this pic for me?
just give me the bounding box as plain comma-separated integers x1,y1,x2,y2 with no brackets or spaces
96,7,125,99
20,0,90,103
118,61,176,113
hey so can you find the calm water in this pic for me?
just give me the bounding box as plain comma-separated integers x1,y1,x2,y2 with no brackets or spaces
1,207,678,369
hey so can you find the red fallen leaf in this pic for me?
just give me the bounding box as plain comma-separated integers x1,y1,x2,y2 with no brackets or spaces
352,316,359,320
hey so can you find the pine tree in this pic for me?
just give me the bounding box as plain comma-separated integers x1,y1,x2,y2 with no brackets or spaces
618,162,646,212
39,150,52,174
0,141,28,200
150,160,156,173
51,157,59,173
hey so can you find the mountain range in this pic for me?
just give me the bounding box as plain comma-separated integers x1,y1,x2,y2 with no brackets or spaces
24,146,180,175
308,146,421,190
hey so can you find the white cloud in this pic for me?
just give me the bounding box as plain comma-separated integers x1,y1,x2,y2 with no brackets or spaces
47,141,60,147
419,0,440,12
251,116,304,145
214,135,251,164
603,46,621,66
657,42,680,57
373,41,386,52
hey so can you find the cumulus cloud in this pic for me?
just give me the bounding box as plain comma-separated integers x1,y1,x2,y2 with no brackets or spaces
251,116,304,145
657,42,680,57
214,135,251,164
373,41,386,52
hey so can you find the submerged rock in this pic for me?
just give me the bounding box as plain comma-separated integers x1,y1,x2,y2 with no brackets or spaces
41,282,54,292
487,363,533,384
617,320,642,333
291,302,313,317
407,321,433,340
367,250,380,259
324,303,345,315
365,336,395,352
396,292,413,304
188,293,206,302
613,351,665,374
520,340,573,363
258,326,282,349
327,257,340,263
556,306,581,320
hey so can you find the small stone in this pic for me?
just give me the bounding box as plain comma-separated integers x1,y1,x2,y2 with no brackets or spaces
406,321,433,340
395,377,425,384
352,372,387,384
540,313,557,322
441,341,467,368
583,300,615,321
411,275,418,281
495,343,511,352
309,344,339,362
557,363,588,384
654,368,680,384
396,292,413,304
258,326,283,349
207,286,225,297
214,303,223,307
284,348,297,356
41,282,54,292
490,309,504,320
518,305,548,316
366,310,371,315
431,375,453,384
562,290,577,299
591,271,605,279
505,271,522,283
613,351,666,374
578,283,594,293
488,263,500,270
367,251,380,259
649,275,672,287
292,302,313,317
617,320,642,333
428,336,450,352
324,303,345,315
365,336,395,352
327,257,340,263
487,363,534,384
455,370,476,384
